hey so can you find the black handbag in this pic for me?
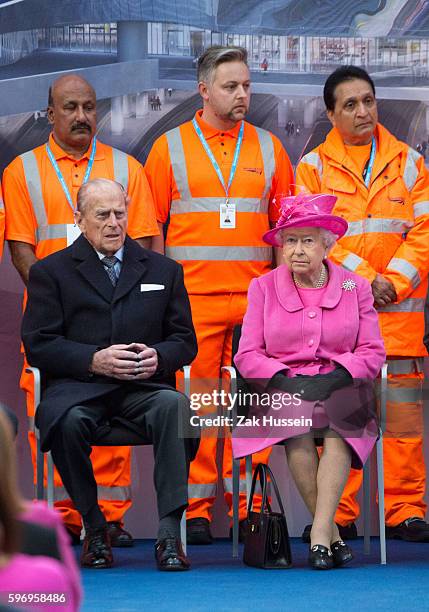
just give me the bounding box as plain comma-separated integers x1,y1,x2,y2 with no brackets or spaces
243,462,292,569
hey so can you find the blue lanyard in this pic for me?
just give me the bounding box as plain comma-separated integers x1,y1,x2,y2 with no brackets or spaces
46,137,97,212
363,137,376,188
192,118,244,201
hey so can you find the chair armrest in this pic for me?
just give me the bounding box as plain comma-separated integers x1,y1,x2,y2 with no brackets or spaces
221,366,238,421
25,366,41,431
379,362,388,435
181,365,191,397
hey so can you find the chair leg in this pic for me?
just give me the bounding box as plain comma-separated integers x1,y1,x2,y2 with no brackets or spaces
232,458,240,558
376,435,386,565
180,510,187,554
245,455,252,508
36,437,45,501
47,451,54,507
363,456,371,555
377,362,387,565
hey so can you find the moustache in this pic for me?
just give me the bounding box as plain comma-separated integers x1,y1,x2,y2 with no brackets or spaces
71,123,91,132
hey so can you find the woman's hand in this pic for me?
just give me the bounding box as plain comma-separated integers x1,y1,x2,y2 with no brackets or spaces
269,367,352,401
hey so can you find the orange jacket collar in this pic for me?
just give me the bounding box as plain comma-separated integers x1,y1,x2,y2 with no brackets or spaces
48,133,104,162
194,109,242,140
323,123,403,177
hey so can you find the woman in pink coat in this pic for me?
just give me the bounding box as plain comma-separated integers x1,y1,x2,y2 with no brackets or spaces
234,193,385,570
0,410,81,611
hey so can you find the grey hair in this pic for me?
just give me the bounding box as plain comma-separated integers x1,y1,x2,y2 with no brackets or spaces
197,45,248,83
76,178,126,214
319,228,337,250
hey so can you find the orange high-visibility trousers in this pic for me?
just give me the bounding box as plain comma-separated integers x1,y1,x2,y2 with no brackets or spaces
335,363,426,527
186,293,271,522
23,363,132,534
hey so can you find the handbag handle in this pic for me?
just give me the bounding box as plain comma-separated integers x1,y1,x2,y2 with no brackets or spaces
247,462,270,514
248,462,286,518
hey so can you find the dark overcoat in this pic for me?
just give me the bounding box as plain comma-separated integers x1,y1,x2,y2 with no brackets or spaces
22,234,197,451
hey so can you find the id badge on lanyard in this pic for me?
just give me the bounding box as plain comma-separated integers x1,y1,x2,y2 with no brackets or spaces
66,223,81,246
220,200,236,229
192,118,244,230
46,137,97,245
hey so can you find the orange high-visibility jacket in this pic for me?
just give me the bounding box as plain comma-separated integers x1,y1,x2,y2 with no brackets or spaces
145,110,294,294
3,134,158,259
296,124,429,356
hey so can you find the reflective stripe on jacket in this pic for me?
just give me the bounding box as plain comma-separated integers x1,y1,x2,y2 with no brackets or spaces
19,144,129,254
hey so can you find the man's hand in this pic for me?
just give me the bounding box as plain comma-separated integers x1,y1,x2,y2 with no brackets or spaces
371,273,397,307
90,344,141,379
129,343,158,379
89,343,158,380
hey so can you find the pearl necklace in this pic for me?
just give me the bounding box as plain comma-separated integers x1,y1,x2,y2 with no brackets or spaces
293,264,328,288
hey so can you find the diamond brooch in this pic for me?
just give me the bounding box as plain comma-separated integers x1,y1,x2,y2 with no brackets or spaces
341,279,357,291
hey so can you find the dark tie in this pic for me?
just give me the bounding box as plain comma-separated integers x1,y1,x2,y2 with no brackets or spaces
101,255,118,286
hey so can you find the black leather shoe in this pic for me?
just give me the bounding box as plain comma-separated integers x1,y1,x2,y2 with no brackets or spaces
308,544,334,570
386,517,429,542
338,522,358,540
186,517,213,545
155,537,190,571
65,527,81,546
331,540,354,567
302,522,358,543
302,524,312,543
81,527,113,569
229,519,248,543
107,522,134,547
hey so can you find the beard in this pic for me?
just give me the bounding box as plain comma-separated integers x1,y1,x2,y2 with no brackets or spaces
224,106,248,124
231,106,247,118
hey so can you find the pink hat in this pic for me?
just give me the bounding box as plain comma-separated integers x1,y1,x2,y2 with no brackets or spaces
263,193,348,247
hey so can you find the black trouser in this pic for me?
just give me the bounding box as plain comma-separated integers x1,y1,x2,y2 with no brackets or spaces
50,387,197,529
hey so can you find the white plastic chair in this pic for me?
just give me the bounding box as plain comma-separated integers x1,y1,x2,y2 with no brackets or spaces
223,363,388,564
27,365,190,552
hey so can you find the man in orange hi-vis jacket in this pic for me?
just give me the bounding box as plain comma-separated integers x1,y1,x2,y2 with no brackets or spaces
145,46,294,544
297,65,429,543
3,74,159,546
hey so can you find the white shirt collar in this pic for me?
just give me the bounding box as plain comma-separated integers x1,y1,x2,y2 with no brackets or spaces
96,246,124,262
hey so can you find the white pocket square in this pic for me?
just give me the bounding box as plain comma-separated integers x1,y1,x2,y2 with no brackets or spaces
140,283,165,292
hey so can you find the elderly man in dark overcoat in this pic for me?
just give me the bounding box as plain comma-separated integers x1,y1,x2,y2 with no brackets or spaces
22,178,198,571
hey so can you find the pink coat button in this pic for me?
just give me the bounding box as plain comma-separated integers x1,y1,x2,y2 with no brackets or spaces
308,311,316,318
308,339,314,346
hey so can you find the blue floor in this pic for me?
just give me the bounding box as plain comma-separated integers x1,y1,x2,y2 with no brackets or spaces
79,538,429,612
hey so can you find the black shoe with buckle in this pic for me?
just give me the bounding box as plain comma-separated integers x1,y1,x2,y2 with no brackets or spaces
155,536,190,571
331,540,354,567
308,544,334,570
386,517,429,542
106,521,134,547
186,517,213,545
229,519,248,543
302,522,358,543
81,526,113,569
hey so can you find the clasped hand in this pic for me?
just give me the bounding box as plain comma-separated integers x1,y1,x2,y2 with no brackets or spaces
270,367,352,402
372,273,397,307
90,343,158,380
